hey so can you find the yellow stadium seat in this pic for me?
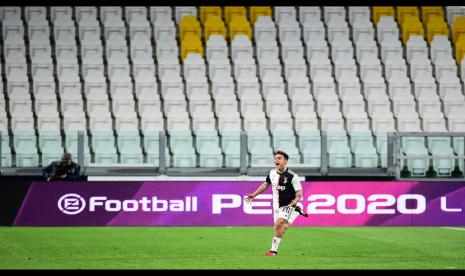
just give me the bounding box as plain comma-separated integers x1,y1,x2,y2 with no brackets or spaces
204,16,226,40
421,6,444,24
200,6,222,25
401,17,424,44
224,6,246,24
229,15,251,40
181,34,204,61
455,35,465,64
397,6,419,24
372,6,395,25
180,16,201,42
426,17,449,43
452,16,465,43
249,6,272,24
180,15,198,24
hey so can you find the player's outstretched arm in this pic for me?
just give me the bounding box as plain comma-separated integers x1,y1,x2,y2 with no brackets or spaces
244,181,270,203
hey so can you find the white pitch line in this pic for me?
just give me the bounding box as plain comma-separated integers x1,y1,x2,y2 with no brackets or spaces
441,227,465,231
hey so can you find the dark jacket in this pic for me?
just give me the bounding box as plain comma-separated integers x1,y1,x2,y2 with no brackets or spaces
42,161,81,181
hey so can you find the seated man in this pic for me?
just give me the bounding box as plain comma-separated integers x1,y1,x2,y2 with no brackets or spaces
42,153,81,181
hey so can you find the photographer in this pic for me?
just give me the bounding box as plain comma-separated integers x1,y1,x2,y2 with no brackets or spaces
42,153,81,181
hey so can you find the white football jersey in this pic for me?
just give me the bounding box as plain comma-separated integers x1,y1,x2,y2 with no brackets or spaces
265,168,302,210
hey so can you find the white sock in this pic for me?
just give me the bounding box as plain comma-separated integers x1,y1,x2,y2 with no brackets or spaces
270,237,281,252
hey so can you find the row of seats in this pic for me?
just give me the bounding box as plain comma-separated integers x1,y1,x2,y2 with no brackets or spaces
1,127,463,174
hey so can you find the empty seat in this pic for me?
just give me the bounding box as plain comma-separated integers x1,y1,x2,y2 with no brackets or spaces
428,136,456,176
125,7,148,24
247,130,274,166
150,6,172,22
297,131,321,167
298,6,321,23
78,21,102,46
0,7,22,21
141,130,170,166
116,131,144,164
90,131,118,164
38,131,64,166
229,16,252,40
169,131,197,167
204,15,226,40
254,16,277,42
181,34,203,61
28,24,50,45
153,16,176,41
13,131,39,167
51,7,72,22
422,7,444,24
271,132,301,164
350,132,378,168
426,17,449,44
1,129,12,167
402,146,430,177
327,132,352,168
349,7,371,24
179,15,201,41
278,19,301,42
220,131,241,167
195,131,223,168
274,7,296,25
224,6,246,24
75,6,98,22
302,20,326,43
452,16,465,42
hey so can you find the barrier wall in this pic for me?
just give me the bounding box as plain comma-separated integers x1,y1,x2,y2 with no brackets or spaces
0,176,41,226
9,181,465,226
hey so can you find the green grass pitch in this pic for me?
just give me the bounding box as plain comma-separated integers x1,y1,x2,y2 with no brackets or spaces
1,226,465,269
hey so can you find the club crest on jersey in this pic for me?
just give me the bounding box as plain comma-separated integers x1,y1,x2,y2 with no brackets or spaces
277,185,286,191
283,177,288,184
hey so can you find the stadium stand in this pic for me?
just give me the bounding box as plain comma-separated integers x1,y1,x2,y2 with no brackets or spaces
0,6,464,178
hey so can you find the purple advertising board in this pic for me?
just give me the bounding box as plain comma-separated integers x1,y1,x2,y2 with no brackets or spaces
13,181,465,226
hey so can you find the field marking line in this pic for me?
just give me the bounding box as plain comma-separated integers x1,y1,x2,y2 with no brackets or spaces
441,227,465,231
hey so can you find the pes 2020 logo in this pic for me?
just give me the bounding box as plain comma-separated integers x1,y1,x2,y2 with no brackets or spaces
57,193,86,215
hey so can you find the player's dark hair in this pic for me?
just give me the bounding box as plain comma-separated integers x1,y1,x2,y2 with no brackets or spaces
274,150,289,161
62,153,72,162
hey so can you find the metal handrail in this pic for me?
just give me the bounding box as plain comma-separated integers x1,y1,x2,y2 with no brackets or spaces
2,131,464,180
